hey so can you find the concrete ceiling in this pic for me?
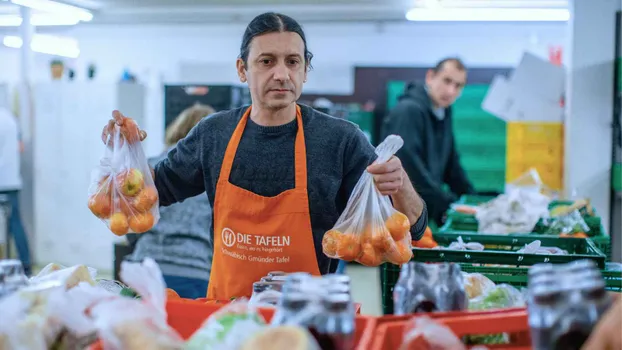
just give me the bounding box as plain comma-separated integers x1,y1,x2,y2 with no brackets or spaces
0,0,570,25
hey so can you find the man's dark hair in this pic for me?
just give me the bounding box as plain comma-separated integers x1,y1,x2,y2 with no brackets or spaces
432,57,466,73
239,12,314,69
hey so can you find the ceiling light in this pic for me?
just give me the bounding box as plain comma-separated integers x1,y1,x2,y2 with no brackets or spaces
405,8,570,22
0,15,23,26
0,14,81,26
3,34,80,58
10,0,93,22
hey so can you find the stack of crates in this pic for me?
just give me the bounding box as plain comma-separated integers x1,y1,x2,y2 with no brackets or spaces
386,81,506,193
506,122,564,190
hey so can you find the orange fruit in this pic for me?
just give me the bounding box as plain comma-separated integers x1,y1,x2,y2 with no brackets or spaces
109,212,129,236
132,186,158,212
387,241,413,265
129,212,155,233
370,228,393,253
336,234,361,261
322,230,341,257
166,288,180,299
423,226,433,238
88,192,112,219
116,197,134,216
386,212,410,241
357,243,384,267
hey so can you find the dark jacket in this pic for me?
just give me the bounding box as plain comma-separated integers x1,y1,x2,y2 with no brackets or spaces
381,83,475,224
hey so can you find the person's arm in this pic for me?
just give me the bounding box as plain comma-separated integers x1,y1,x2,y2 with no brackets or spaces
443,128,476,196
384,102,457,223
154,123,206,206
339,128,428,240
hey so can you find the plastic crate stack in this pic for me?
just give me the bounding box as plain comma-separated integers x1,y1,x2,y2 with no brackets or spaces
506,121,564,190
379,195,619,315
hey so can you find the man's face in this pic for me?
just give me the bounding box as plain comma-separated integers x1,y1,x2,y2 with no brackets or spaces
425,62,467,108
237,31,308,111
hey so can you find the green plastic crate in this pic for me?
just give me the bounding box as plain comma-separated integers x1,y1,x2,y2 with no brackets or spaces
459,265,622,292
380,263,621,315
416,232,606,268
613,162,622,192
441,195,612,258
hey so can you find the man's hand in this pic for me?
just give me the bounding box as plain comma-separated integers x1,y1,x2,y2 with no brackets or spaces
581,293,621,350
367,156,404,196
101,110,147,147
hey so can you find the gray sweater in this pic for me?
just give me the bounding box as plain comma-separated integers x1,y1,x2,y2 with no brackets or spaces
154,104,428,274
127,150,213,280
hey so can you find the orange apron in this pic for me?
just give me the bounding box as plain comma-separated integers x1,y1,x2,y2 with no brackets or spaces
207,105,321,300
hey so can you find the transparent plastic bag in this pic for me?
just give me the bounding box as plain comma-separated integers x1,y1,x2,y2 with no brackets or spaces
463,273,496,299
469,284,525,311
0,281,67,350
30,263,97,289
541,209,590,236
322,135,413,266
119,258,168,317
185,299,267,350
443,236,485,251
90,298,184,350
517,240,568,255
88,118,159,236
400,316,467,350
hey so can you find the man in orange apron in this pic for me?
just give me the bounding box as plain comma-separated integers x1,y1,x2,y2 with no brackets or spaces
102,12,428,300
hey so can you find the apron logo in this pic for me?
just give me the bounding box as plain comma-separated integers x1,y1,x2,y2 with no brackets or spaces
222,228,236,247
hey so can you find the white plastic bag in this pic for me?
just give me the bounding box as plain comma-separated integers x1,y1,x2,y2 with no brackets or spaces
517,240,568,255
0,282,66,350
30,263,98,289
119,258,167,317
322,135,413,267
90,298,184,350
88,116,159,236
443,236,485,251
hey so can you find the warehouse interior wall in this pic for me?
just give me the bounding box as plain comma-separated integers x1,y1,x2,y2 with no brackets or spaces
565,0,618,250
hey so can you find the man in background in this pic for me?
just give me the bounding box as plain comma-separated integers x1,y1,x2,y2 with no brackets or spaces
382,57,475,225
0,105,32,275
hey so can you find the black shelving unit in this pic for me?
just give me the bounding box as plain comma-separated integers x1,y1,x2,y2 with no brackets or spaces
611,12,621,262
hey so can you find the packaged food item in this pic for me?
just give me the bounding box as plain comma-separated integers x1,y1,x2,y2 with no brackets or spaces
463,273,495,299
88,115,159,236
322,135,413,267
469,284,525,311
393,262,467,315
527,260,614,350
240,325,320,350
30,263,97,289
541,209,590,236
185,300,267,350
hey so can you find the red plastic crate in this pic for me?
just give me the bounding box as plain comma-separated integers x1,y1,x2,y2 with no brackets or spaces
371,308,531,350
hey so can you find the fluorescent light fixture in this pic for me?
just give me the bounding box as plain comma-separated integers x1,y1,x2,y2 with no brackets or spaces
3,34,80,58
0,15,24,26
0,14,80,26
10,0,93,22
405,8,570,22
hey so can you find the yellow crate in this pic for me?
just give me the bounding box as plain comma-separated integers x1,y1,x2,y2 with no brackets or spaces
507,122,564,144
506,143,564,164
506,162,563,189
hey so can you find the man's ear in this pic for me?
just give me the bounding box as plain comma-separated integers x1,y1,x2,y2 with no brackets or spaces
236,58,247,83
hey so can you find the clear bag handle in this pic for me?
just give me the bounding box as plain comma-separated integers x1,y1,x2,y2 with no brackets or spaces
373,135,404,164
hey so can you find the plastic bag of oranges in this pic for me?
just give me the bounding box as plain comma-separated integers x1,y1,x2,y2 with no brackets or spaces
322,135,413,267
88,116,159,236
